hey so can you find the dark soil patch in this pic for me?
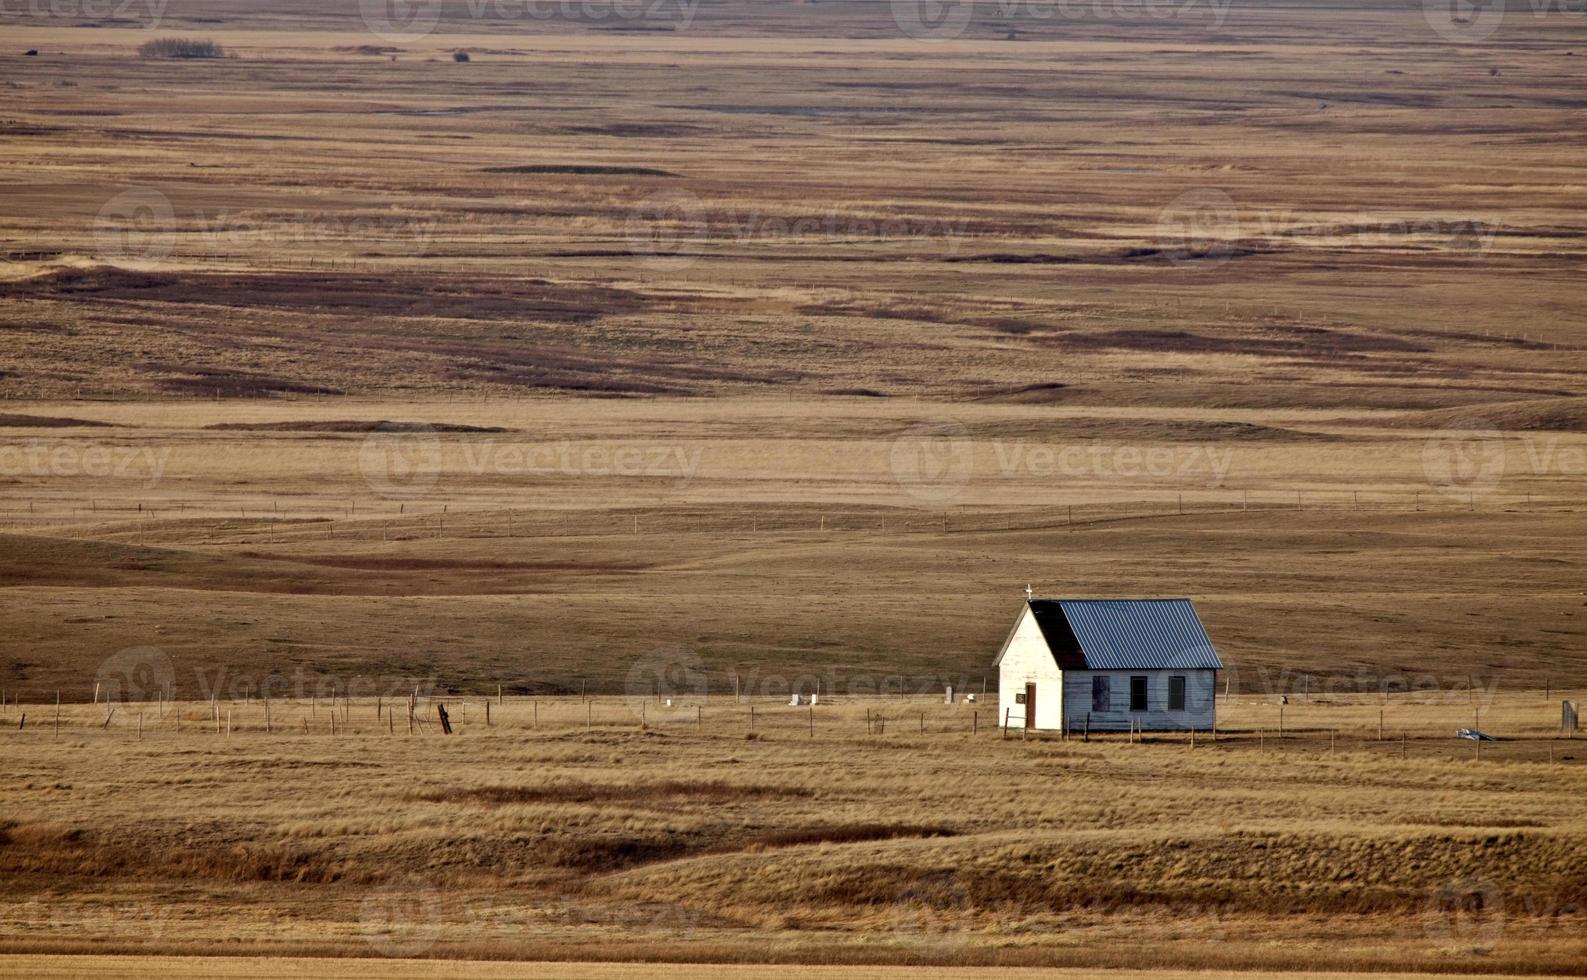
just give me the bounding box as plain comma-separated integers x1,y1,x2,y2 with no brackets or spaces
205,420,511,433
0,413,117,428
482,164,680,177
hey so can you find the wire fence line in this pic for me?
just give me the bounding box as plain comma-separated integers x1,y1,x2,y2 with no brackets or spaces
2,693,1578,767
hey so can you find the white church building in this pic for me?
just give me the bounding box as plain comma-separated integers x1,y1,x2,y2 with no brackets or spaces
995,597,1223,733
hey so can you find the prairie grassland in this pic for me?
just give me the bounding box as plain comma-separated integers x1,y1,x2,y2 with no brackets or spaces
4,959,1571,980
2,692,1585,972
1,396,1583,699
1,2,1584,404
2,0,1586,973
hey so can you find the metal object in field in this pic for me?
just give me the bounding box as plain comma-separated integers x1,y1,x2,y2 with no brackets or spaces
1456,728,1496,742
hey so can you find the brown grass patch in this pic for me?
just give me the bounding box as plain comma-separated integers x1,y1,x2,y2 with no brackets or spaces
205,420,511,433
0,413,117,428
419,781,813,807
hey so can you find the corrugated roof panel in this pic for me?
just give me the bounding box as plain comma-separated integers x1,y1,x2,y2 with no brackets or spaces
1056,599,1223,670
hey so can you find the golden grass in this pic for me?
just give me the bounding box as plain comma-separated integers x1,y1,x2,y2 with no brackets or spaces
2,1,1586,972
0,3,1583,403
2,694,1585,972
5,956,1570,980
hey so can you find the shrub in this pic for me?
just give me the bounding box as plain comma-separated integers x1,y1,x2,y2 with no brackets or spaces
138,37,224,59
453,50,470,63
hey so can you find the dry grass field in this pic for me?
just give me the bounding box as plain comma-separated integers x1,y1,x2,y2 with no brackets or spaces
6,962,1575,980
1,0,1585,975
3,693,1587,974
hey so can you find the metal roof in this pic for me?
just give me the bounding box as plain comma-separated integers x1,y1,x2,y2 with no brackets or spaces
1046,599,1222,671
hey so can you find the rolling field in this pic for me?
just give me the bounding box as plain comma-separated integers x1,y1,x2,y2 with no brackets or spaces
1,0,1585,974
3,692,1587,974
6,960,1575,980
